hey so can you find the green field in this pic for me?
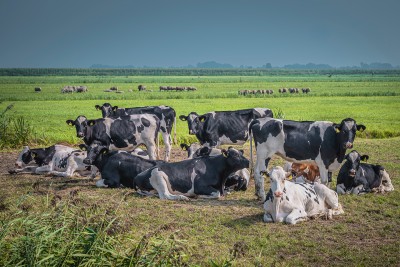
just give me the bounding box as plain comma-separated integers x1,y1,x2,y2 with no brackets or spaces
1,74,400,145
1,71,400,266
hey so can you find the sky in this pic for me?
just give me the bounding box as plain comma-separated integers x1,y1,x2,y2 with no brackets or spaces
0,0,399,68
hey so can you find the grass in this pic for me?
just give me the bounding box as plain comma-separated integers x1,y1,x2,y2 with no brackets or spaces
0,137,399,266
0,72,400,265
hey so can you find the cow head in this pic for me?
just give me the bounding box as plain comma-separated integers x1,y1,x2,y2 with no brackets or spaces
179,112,202,135
344,150,369,177
263,166,291,198
222,147,249,171
95,103,118,118
66,115,89,138
15,146,33,168
334,118,366,150
81,141,108,165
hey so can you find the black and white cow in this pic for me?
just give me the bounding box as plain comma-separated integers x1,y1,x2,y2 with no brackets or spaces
9,145,97,178
80,142,158,188
94,103,176,161
66,114,160,160
133,147,250,200
250,117,366,200
179,108,273,147
263,166,344,224
180,142,250,191
336,150,394,194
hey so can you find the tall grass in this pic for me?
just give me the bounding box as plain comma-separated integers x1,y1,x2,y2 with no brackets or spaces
0,195,189,266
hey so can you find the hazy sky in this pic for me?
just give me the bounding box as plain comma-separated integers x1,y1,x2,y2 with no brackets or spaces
0,0,399,68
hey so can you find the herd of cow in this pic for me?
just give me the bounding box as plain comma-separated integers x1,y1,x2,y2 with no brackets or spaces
238,87,311,96
8,103,395,224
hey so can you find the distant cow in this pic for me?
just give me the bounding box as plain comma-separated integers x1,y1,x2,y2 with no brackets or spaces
138,85,146,91
284,162,320,183
94,103,176,161
262,166,344,224
336,150,394,194
279,88,287,93
179,108,273,147
133,147,250,200
9,145,97,178
180,143,250,191
81,143,158,189
66,114,160,160
34,87,41,92
250,117,366,200
302,88,311,94
76,86,88,93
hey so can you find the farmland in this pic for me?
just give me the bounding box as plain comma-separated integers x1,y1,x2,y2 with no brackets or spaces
0,70,400,266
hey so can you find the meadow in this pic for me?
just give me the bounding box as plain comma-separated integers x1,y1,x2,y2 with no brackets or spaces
0,71,400,266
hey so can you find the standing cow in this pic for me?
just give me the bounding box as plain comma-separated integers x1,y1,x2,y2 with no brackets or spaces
262,166,343,224
336,150,394,194
179,108,273,147
66,114,160,160
250,117,366,201
94,103,176,161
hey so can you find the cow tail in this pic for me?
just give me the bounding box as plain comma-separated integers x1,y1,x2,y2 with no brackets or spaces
249,120,257,176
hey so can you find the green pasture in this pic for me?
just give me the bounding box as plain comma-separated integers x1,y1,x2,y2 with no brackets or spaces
0,74,400,146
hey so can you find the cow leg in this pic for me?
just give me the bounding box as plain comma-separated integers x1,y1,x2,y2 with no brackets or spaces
146,143,158,161
9,166,38,174
197,191,221,199
285,208,308,225
263,213,274,223
254,154,270,201
148,169,189,201
161,132,172,162
89,165,98,179
34,164,52,174
336,183,347,195
318,167,329,185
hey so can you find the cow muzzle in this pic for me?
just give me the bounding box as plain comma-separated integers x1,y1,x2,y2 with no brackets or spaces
77,132,84,138
274,191,283,198
349,169,356,177
83,158,92,165
345,142,353,149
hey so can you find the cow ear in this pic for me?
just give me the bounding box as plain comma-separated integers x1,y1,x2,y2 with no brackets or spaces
95,105,101,110
112,106,118,111
180,143,188,150
87,120,96,126
66,120,74,126
198,116,206,122
360,155,369,161
78,144,87,151
179,115,187,121
239,149,244,155
333,124,340,133
357,124,366,132
221,149,228,157
100,147,109,155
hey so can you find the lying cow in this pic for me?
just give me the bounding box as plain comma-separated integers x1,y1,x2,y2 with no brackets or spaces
336,150,394,194
94,103,176,161
179,108,273,147
9,145,97,178
66,114,160,160
284,162,320,183
180,143,250,191
133,147,250,200
263,166,344,224
250,117,365,201
80,141,158,188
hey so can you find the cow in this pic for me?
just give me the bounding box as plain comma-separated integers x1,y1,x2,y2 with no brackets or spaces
336,150,394,194
94,103,176,161
138,85,146,91
66,114,160,160
80,142,158,189
180,143,250,191
250,117,366,201
179,108,273,147
262,166,344,224
133,147,250,200
284,162,320,183
9,145,97,178
34,87,41,92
